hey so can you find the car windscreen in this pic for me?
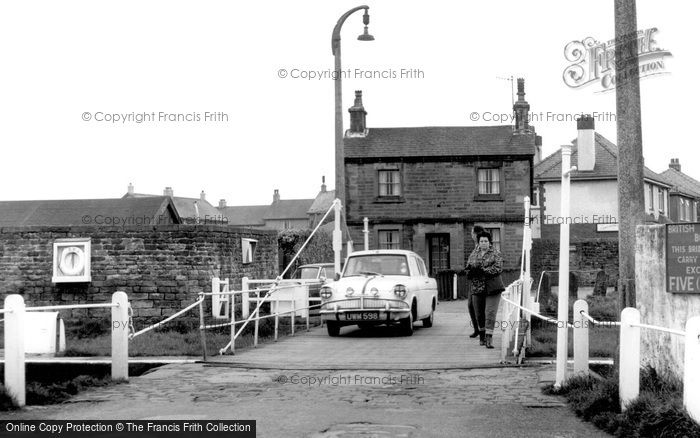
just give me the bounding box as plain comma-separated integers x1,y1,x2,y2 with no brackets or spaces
343,255,409,277
299,267,318,280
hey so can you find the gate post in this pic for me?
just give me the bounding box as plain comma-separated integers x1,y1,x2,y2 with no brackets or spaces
619,307,640,410
4,294,26,407
683,316,700,422
242,277,250,319
573,299,589,375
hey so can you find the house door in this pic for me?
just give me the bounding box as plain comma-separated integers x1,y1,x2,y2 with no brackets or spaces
427,234,450,276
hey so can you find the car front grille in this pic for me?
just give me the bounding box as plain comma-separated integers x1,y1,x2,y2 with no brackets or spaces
321,297,409,311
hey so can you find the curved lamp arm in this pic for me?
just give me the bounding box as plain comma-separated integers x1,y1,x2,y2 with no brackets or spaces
331,5,369,55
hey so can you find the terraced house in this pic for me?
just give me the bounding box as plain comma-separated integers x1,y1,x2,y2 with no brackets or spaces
343,79,540,280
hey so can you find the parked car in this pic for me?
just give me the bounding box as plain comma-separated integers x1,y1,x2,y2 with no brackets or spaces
319,250,437,336
291,263,335,316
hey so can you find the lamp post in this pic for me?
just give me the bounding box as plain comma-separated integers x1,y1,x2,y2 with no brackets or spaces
332,5,374,209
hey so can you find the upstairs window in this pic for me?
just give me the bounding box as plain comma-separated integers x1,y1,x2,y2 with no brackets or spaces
478,168,501,195
378,170,401,197
658,189,665,215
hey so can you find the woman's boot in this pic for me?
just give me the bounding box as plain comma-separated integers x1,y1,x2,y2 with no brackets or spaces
479,330,486,346
485,334,493,349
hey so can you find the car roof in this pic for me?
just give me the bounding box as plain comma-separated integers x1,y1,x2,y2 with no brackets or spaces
347,250,420,257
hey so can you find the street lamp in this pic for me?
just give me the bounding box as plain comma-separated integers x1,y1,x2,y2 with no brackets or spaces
332,5,374,209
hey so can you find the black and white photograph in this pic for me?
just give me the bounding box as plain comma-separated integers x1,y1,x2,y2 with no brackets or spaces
1,1,700,437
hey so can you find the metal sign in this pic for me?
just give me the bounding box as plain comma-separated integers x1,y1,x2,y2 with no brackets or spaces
666,223,700,293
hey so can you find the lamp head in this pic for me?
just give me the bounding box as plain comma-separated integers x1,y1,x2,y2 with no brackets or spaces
357,9,374,41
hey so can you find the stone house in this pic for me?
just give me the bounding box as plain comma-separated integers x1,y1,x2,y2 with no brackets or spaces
343,79,540,279
659,159,700,223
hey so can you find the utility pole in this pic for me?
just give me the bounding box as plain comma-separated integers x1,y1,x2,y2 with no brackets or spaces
615,0,645,311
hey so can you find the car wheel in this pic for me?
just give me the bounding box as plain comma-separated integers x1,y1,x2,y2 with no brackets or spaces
422,310,434,328
400,311,414,336
326,321,340,337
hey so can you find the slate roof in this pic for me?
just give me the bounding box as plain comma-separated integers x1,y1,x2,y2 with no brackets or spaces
344,126,536,159
122,192,221,221
308,190,336,215
219,205,269,226
264,199,314,220
660,168,700,198
535,133,672,187
0,197,178,227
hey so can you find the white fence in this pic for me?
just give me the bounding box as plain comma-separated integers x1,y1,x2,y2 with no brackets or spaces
2,292,129,407
573,299,700,421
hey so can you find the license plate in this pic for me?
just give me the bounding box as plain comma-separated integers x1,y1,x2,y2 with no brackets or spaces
346,312,380,321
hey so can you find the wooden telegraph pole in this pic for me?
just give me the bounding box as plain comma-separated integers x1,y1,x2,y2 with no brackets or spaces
615,0,645,311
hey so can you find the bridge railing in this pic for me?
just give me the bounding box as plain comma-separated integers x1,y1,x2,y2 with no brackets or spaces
572,299,700,421
2,292,129,407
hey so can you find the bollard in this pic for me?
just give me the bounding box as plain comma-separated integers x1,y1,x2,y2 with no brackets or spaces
683,316,700,422
4,294,26,407
573,300,589,375
254,290,260,347
291,291,296,337
230,287,236,355
274,294,279,342
111,292,129,381
619,307,640,410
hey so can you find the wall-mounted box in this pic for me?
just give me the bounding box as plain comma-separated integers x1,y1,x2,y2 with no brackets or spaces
52,238,91,283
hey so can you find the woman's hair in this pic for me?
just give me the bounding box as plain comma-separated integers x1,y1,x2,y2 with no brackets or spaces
472,225,485,235
476,231,492,244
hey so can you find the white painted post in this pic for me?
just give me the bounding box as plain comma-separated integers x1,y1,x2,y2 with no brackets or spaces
274,293,279,342
619,307,640,410
523,196,533,347
683,316,700,422
230,288,236,354
291,291,296,337
333,199,342,276
452,273,458,300
4,294,26,407
555,145,574,387
363,217,369,250
241,277,250,319
573,300,589,376
111,292,129,381
253,289,260,347
58,318,66,353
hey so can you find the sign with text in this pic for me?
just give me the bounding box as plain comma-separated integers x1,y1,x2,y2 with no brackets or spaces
666,223,700,293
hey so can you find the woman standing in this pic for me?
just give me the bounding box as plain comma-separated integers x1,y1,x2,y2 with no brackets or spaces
466,231,504,348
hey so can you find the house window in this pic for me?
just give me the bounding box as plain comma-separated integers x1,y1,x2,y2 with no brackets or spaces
686,200,692,222
531,187,539,206
478,168,500,195
378,230,400,249
242,238,257,264
694,202,698,222
646,184,654,212
378,170,401,196
283,220,292,229
658,189,665,215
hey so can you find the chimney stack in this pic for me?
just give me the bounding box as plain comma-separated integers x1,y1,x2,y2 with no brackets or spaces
513,78,530,132
163,187,174,197
218,199,227,209
273,189,280,203
576,115,595,171
669,158,681,172
321,176,327,193
200,190,206,201
127,182,134,195
348,90,367,135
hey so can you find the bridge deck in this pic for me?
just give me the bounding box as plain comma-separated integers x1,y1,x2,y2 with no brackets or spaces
207,300,505,369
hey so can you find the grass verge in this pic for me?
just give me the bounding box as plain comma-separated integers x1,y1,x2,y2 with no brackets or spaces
0,376,124,411
543,366,700,437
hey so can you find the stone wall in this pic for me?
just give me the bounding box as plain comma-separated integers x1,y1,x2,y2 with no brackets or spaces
531,238,618,287
0,225,278,326
636,224,700,379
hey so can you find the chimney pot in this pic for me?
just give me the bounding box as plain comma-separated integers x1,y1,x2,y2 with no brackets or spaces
200,190,206,201
321,175,327,193
218,199,227,209
273,189,280,203
164,187,174,197
127,183,134,195
348,90,367,135
513,78,530,132
577,114,595,130
669,158,681,172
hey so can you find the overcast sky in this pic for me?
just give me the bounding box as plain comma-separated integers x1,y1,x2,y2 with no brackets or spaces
0,1,697,204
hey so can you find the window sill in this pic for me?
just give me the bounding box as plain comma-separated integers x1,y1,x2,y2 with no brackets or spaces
473,195,503,202
374,196,405,203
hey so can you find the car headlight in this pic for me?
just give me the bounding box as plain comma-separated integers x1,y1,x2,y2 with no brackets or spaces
320,286,333,299
370,287,379,296
345,287,355,296
393,284,407,298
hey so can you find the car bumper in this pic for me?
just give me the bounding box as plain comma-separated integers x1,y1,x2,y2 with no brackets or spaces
319,297,410,323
